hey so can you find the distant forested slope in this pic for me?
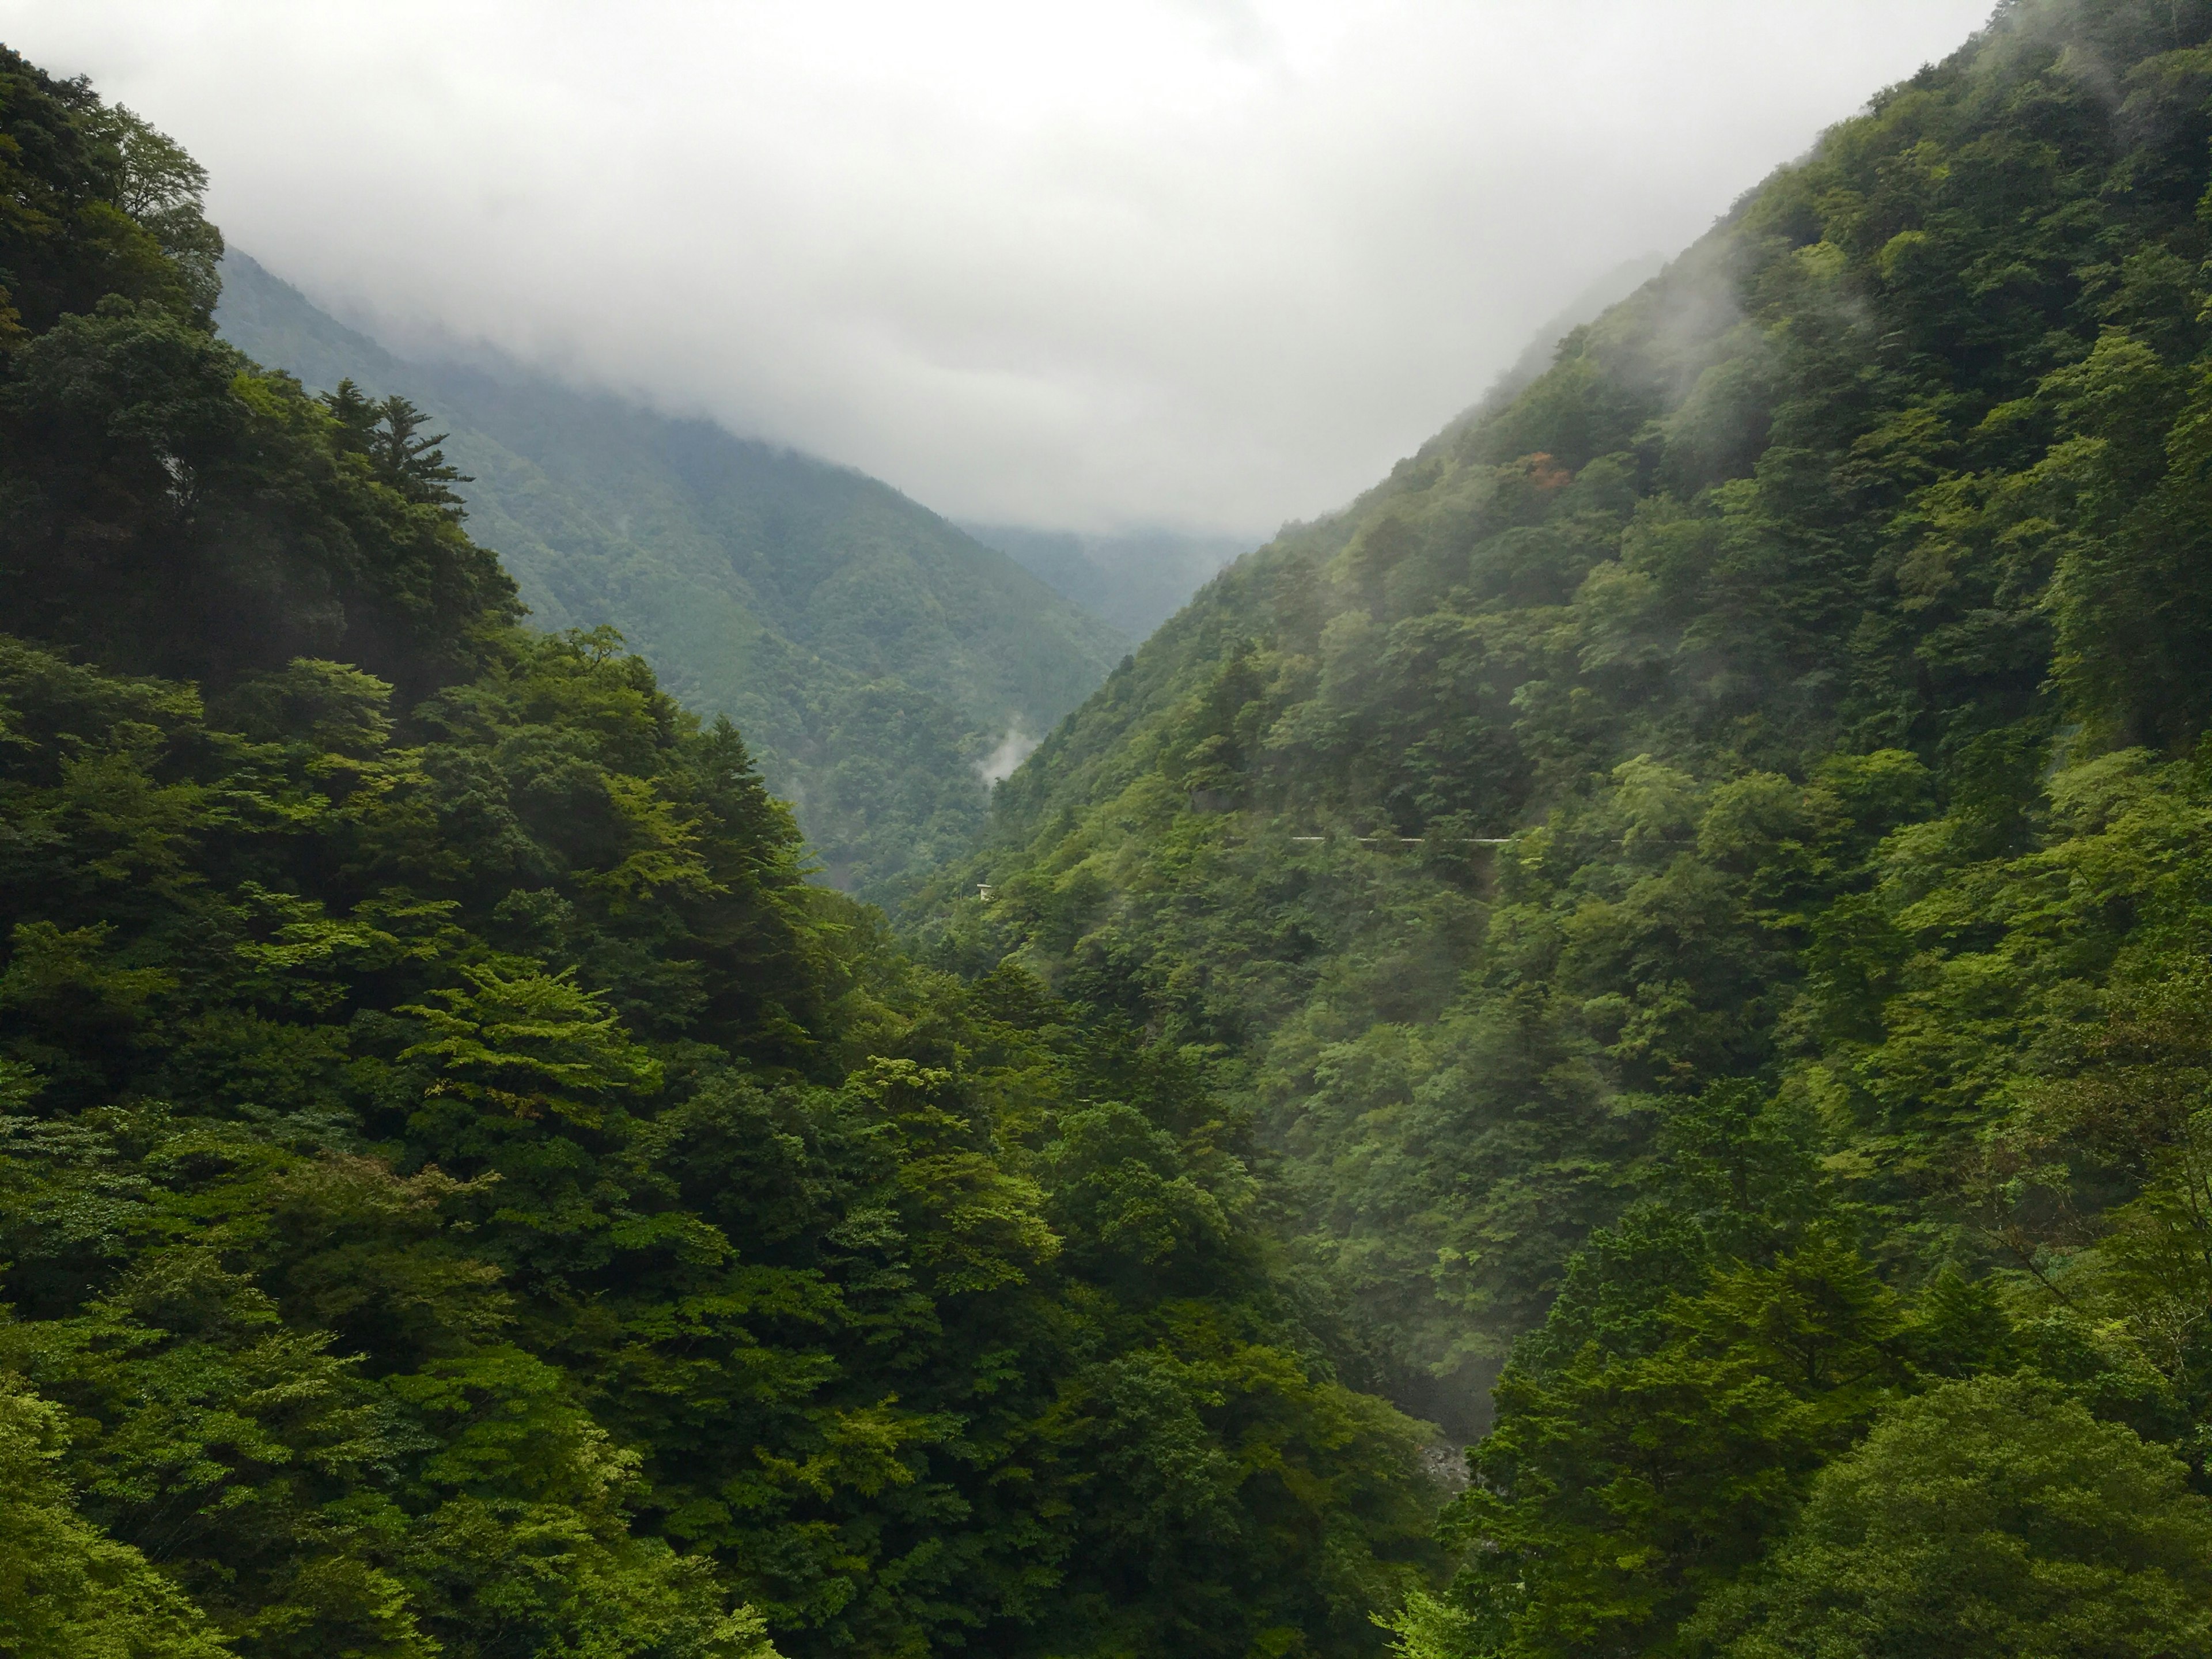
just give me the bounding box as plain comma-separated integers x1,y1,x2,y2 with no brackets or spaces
215,253,1125,895
913,2,2212,1652
0,46,1438,1659
961,524,1249,640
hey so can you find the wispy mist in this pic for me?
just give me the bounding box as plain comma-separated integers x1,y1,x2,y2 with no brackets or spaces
3,1,1994,536
979,728,1041,787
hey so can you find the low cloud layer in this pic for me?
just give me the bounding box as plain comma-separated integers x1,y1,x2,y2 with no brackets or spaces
5,1,1993,535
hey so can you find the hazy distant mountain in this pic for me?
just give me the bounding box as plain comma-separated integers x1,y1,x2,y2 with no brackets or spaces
961,259,1660,647
960,524,1249,641
215,252,1126,894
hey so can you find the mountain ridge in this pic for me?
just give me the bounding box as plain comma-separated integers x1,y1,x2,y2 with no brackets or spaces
214,251,1126,895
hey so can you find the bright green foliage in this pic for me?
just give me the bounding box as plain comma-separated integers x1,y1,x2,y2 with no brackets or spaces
0,1377,233,1659
211,253,1126,900
0,55,1441,1659
0,484,1433,1659
900,0,2212,1649
0,558,1437,1659
1696,1374,2212,1658
1446,1235,1907,1658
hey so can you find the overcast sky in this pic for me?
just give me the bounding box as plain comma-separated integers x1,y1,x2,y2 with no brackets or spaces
5,1,1993,536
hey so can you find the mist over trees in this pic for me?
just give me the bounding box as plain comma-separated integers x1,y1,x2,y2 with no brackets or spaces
15,0,2212,1654
911,1,2212,1650
959,525,1250,642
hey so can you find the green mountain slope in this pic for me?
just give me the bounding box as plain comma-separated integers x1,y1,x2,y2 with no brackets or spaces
214,253,1126,895
960,524,1249,641
914,4,2212,1648
0,48,1438,1659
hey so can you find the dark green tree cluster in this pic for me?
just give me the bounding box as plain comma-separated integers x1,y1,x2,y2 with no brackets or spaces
320,379,474,510
912,0,2212,1647
0,60,513,700
0,47,1441,1659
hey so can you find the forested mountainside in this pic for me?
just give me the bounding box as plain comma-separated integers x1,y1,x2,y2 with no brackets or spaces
960,525,1249,641
0,48,1440,1659
214,253,1124,897
912,0,2212,1651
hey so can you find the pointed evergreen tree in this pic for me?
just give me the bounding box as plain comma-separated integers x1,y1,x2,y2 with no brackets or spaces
371,393,471,507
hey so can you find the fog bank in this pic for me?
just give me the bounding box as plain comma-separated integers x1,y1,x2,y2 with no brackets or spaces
4,1,1994,534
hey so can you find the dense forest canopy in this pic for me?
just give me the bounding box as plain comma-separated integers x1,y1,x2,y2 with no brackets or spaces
910,0,2212,1651
0,44,1438,1659
18,0,2212,1652
212,252,1125,900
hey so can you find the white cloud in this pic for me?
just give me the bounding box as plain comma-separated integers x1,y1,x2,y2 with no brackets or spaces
979,726,1041,787
2,0,1995,533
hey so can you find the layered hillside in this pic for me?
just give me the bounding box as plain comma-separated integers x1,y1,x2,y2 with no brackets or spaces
914,4,2212,1649
0,50,1438,1659
214,253,1125,895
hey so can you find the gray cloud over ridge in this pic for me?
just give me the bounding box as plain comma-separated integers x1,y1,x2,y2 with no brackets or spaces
3,1,1993,535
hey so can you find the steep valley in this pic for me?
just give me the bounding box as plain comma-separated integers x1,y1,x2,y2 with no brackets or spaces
10,5,2212,1657
214,253,1125,897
